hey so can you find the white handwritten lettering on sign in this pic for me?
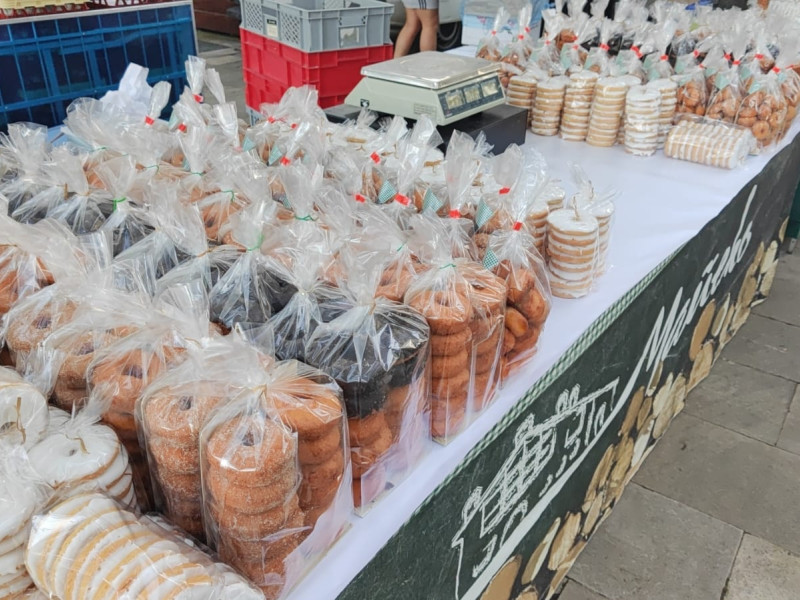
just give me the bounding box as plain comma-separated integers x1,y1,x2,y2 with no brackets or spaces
451,186,756,600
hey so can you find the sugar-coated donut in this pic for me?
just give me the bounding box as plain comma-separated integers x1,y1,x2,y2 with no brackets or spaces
431,369,470,398
300,450,344,490
431,350,469,379
429,329,473,357
406,287,473,335
5,299,75,354
143,392,225,446
347,410,387,446
58,333,100,387
272,390,342,441
517,288,548,323
53,379,88,411
351,426,392,478
207,463,298,514
148,437,201,475
298,478,339,512
205,415,297,487
209,496,299,541
476,329,502,356
297,426,341,465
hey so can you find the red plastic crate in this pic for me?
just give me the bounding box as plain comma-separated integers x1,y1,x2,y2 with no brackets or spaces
240,27,392,109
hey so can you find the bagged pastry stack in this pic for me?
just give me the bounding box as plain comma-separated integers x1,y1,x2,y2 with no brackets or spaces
560,71,599,142
646,78,679,149
586,77,629,148
530,76,569,136
546,203,600,299
624,86,661,156
507,73,539,124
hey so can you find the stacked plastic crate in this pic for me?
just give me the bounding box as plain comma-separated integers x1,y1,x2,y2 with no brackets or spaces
0,2,196,129
240,0,394,111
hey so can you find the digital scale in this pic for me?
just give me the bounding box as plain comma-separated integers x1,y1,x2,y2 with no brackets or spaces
344,52,507,126
332,51,527,153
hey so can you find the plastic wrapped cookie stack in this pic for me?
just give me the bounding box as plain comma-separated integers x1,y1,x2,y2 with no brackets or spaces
545,205,600,299
530,76,569,136
624,86,661,156
646,78,678,149
586,77,628,148
525,201,550,255
25,492,261,600
560,71,599,142
664,119,756,169
0,367,49,449
506,73,538,124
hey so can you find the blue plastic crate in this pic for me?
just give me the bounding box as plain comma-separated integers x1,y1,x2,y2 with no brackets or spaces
0,3,197,131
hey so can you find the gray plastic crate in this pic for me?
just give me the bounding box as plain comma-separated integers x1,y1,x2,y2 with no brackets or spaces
241,0,393,53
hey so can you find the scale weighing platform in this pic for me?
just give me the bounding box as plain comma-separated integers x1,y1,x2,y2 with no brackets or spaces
345,52,506,126
332,52,528,152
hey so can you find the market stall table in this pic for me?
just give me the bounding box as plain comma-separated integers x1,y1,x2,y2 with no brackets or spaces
286,123,800,600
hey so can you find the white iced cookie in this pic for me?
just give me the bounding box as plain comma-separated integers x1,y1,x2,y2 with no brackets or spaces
222,571,264,599
0,367,48,449
28,422,121,488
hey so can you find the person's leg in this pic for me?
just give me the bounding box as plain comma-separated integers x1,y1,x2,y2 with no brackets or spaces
417,8,439,52
394,9,421,58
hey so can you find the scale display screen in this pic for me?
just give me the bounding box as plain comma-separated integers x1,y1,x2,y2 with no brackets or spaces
438,75,504,119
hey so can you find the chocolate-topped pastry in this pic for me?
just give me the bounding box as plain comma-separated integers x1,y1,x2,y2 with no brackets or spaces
305,301,429,419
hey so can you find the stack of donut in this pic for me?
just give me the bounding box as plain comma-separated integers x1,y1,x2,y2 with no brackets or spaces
459,263,506,412
25,492,261,600
268,373,346,527
407,274,474,442
0,366,48,449
3,292,76,381
89,336,187,509
675,77,707,117
202,412,306,599
141,389,226,538
493,264,550,378
347,410,392,509
706,83,741,124
0,462,40,599
27,417,137,510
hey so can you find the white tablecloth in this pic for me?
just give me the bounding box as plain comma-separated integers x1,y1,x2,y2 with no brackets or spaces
289,110,800,598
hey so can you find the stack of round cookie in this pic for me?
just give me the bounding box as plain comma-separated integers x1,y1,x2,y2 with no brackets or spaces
268,367,346,527
0,469,39,599
624,86,661,156
202,410,306,598
542,182,566,213
545,208,600,299
507,74,538,124
647,78,678,148
586,77,628,147
525,201,550,255
27,417,137,509
25,492,261,600
591,205,614,276
141,389,226,538
347,410,392,509
460,263,506,412
560,71,599,141
406,274,474,442
530,76,569,136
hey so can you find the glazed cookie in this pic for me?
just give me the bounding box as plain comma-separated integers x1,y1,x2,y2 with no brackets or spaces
0,367,48,448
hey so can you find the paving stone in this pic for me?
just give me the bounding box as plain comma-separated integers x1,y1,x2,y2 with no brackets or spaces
205,54,242,67
558,581,609,600
683,358,794,444
722,314,800,383
635,413,800,555
753,275,800,327
778,386,800,456
568,483,740,600
726,534,800,600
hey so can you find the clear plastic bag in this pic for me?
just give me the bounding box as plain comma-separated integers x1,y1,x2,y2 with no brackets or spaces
199,362,349,599
306,253,430,507
643,20,677,82
664,116,757,168
706,32,750,123
476,8,508,62
137,335,270,539
735,71,787,150
584,18,622,75
26,403,138,510
545,199,600,299
0,123,51,217
0,441,51,599
25,491,263,600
